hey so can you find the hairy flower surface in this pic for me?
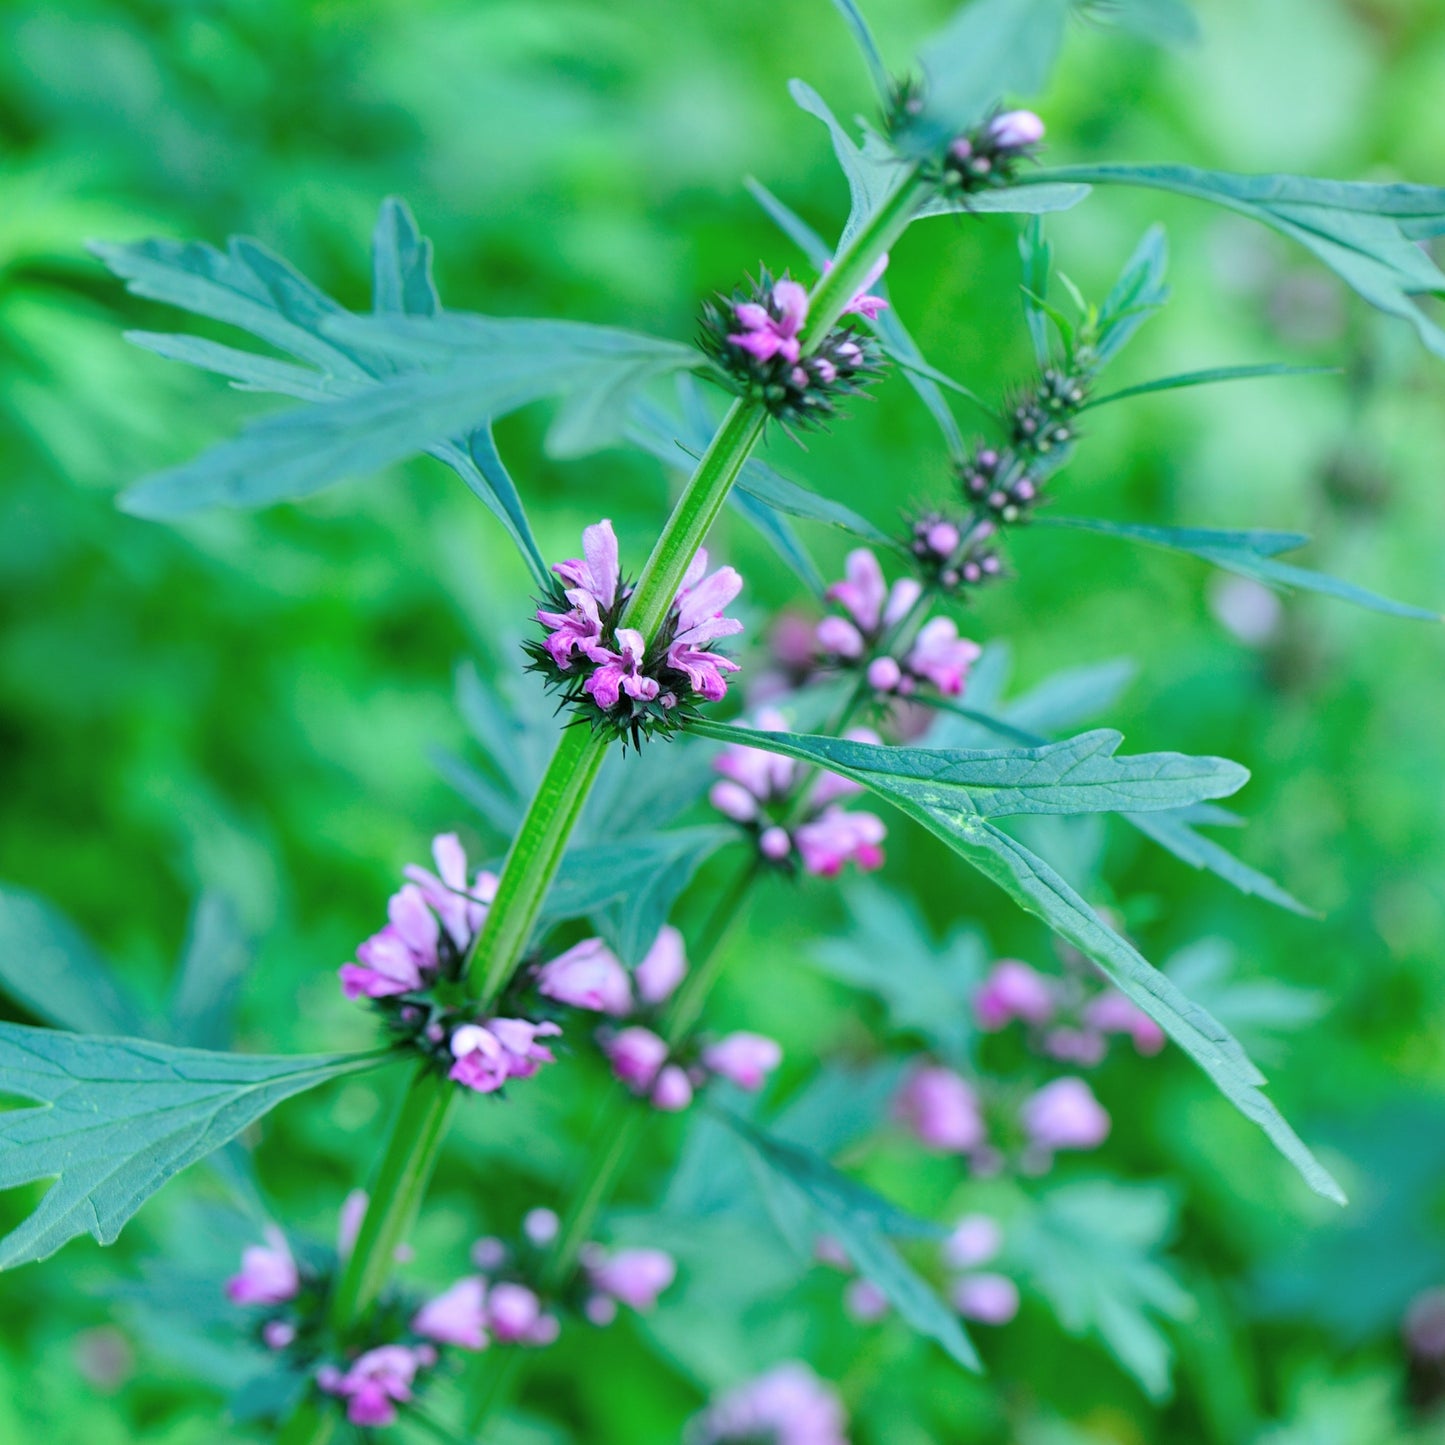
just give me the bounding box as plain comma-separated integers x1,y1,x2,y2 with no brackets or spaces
530,519,743,744
700,269,887,427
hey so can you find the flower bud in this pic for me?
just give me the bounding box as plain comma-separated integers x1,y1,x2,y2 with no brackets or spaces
487,1282,542,1343
942,1214,1003,1271
951,1272,1019,1325
866,656,903,693
988,110,1045,149
523,1207,560,1246
650,1063,695,1112
702,1032,783,1091
1021,1077,1110,1152
605,1026,669,1090
536,937,633,1016
635,925,688,1006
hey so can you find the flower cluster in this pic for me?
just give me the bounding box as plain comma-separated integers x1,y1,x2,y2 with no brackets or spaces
974,956,1166,1065
822,1211,1019,1330
894,1060,1112,1175
700,267,888,427
709,708,888,877
340,833,563,1096
816,549,983,698
688,1362,849,1445
528,519,743,745
939,109,1046,194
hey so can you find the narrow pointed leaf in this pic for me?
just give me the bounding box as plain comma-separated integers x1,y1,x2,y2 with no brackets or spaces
1095,224,1169,363
1087,363,1337,408
828,0,892,102
168,894,251,1052
1036,164,1445,356
0,888,150,1037
0,1026,379,1268
1037,515,1441,620
722,1112,980,1372
687,721,1248,819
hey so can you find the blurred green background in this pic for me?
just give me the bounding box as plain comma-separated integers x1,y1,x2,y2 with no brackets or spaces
3,0,1445,1440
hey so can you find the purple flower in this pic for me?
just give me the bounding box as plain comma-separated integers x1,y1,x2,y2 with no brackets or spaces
413,1277,489,1350
635,925,688,1006
951,1272,1019,1325
262,1320,296,1351
536,937,633,1016
486,1282,544,1344
448,1018,562,1094
821,253,890,322
403,832,497,952
727,278,810,363
553,518,620,611
667,550,745,702
702,1032,783,1091
844,1277,891,1323
825,549,920,637
942,1214,1003,1271
587,1248,677,1311
650,1063,695,1112
1083,992,1166,1056
340,882,440,1000
317,1344,435,1428
894,1064,985,1154
1021,1077,1110,1152
604,1026,669,1091
794,807,886,877
690,1362,849,1445
904,617,981,696
225,1227,299,1306
523,1207,560,1246
1042,1026,1107,1066
987,110,1045,150
974,959,1058,1031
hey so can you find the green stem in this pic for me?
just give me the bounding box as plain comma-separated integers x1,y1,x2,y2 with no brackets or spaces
329,1068,459,1328
467,724,610,1004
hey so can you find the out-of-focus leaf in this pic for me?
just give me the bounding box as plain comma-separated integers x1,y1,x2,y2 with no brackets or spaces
168,892,251,1052
907,0,1072,154
828,0,892,102
1075,0,1200,48
789,81,899,250
1094,224,1170,364
1164,939,1328,1064
1088,363,1336,408
1011,1181,1193,1398
1036,165,1445,356
0,886,150,1036
812,882,987,1061
1129,809,1314,918
0,1024,377,1268
1037,515,1441,621
689,720,1342,1204
721,1111,979,1372
1020,219,1054,365
916,182,1092,221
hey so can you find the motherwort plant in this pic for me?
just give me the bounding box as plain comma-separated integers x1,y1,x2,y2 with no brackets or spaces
1,1,1442,1440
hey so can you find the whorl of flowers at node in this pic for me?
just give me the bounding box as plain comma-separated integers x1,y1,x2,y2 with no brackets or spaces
708,707,889,878
814,548,983,699
699,265,889,427
528,519,744,746
886,77,1046,197
688,1361,850,1445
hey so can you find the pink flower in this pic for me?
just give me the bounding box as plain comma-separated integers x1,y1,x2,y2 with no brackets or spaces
588,1248,677,1311
727,279,810,364
988,110,1045,150
340,882,440,999
951,1273,1019,1325
866,656,903,693
486,1282,543,1344
894,1064,986,1153
523,1207,560,1246
691,1362,848,1445
844,1277,891,1323
925,520,961,557
702,1032,783,1091
815,614,866,659
552,518,620,612
1083,992,1166,1056
586,628,661,711
605,1026,669,1091
536,937,632,1015
942,1214,1003,1271
225,1227,299,1306
905,617,981,696
1042,1027,1107,1066
826,549,919,636
713,709,796,804
794,807,887,876
413,1277,489,1350
448,1018,562,1094
1021,1077,1111,1152
974,959,1058,1031
635,925,688,1006
650,1063,695,1112
403,833,496,952
317,1344,434,1428
262,1320,296,1350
